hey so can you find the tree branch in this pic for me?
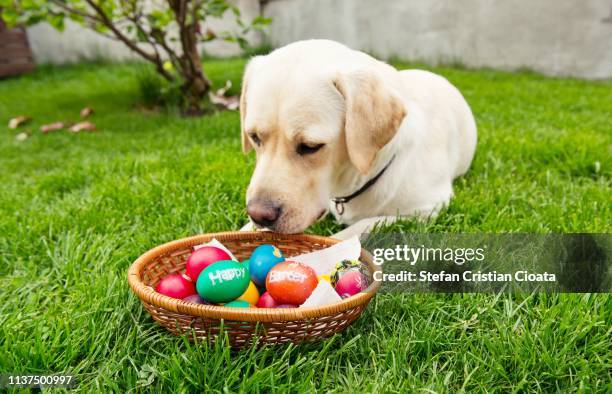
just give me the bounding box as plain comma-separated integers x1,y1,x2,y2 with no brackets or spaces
48,0,169,80
50,0,102,24
174,0,204,81
126,12,167,78
151,29,183,75
81,0,175,81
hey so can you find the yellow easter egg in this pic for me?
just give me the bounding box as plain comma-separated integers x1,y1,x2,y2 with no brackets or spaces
318,274,331,283
237,280,260,305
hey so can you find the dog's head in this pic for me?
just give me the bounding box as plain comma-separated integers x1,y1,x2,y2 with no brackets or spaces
240,41,406,233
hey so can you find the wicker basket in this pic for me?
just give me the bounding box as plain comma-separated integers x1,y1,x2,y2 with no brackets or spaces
128,231,381,348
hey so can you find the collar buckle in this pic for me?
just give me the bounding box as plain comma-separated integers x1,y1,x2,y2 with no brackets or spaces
332,197,347,215
331,155,396,216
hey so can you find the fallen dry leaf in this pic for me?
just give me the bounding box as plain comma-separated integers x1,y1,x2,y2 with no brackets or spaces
69,121,96,133
40,122,65,133
209,80,239,110
209,94,239,110
15,132,30,141
80,107,94,118
216,80,232,96
8,115,30,129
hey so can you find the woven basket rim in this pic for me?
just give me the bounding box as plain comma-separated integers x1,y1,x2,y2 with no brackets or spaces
128,231,381,322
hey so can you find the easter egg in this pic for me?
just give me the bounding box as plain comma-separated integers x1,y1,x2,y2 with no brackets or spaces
318,274,331,283
266,261,318,305
249,244,285,286
276,304,297,308
334,271,369,298
224,300,251,308
196,260,250,303
330,259,369,286
237,281,260,305
185,246,232,281
182,294,209,304
255,291,278,308
156,273,196,299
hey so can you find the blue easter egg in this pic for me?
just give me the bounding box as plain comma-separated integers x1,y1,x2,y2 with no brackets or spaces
249,244,285,286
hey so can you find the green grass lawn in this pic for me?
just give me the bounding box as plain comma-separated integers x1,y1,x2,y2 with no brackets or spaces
0,59,610,392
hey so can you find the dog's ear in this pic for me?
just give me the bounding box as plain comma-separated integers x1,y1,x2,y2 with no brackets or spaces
333,70,406,174
240,56,263,153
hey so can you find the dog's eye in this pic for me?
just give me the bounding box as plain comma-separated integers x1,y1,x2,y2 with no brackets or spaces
249,133,261,146
297,143,325,155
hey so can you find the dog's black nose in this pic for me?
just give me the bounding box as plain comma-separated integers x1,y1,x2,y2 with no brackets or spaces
247,199,282,228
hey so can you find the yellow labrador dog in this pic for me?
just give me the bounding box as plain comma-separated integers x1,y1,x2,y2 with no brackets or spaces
240,40,477,239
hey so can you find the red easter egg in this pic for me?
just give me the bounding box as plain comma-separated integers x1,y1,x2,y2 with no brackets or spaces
156,274,196,299
185,246,232,281
255,291,278,308
266,261,318,305
334,271,368,298
276,304,297,308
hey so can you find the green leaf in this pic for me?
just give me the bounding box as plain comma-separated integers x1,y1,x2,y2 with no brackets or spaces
236,36,249,50
21,0,39,8
148,9,172,28
0,8,19,27
71,13,84,24
251,16,273,27
229,5,241,17
48,13,66,31
204,0,230,18
136,27,148,42
93,22,110,34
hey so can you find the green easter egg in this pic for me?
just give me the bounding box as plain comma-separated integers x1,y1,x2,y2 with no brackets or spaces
224,300,250,308
196,260,250,303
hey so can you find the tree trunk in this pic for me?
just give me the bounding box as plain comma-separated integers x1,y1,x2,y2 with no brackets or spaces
180,36,211,115
176,2,211,116
182,69,211,116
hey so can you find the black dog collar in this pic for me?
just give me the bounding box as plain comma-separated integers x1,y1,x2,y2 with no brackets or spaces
332,155,396,215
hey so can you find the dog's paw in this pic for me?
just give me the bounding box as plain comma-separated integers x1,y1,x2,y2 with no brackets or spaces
331,226,361,240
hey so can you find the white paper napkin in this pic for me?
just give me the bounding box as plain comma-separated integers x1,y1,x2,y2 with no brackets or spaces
290,236,362,276
300,280,342,308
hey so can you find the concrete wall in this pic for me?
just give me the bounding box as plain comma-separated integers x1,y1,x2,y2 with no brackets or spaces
263,0,612,79
26,0,612,78
27,0,261,63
